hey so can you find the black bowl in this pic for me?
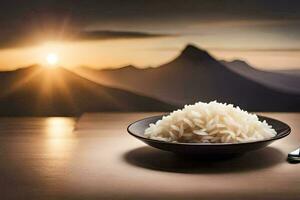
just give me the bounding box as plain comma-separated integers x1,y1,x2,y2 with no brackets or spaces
127,115,291,156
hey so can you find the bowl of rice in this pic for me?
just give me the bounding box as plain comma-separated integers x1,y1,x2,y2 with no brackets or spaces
127,101,291,156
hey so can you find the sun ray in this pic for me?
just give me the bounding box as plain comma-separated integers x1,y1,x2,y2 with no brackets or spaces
0,66,43,98
34,68,79,115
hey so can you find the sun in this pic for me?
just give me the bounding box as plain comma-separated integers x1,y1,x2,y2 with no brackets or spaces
46,53,59,66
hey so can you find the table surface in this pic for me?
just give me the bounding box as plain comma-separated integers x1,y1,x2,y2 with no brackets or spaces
0,112,299,200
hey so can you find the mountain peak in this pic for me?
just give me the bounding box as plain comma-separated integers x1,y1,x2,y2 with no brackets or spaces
180,44,213,61
119,65,138,70
230,59,249,65
223,59,256,70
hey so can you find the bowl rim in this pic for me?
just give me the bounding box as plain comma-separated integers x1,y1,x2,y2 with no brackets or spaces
127,114,291,146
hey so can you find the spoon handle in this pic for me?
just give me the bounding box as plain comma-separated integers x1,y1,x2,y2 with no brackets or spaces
288,148,300,163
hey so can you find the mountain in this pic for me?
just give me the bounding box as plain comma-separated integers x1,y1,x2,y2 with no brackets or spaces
221,59,300,94
74,44,300,111
0,66,174,116
272,69,300,77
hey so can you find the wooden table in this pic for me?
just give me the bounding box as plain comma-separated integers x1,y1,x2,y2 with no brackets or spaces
0,113,299,200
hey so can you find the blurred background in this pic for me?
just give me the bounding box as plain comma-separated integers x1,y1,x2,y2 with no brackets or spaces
0,0,299,116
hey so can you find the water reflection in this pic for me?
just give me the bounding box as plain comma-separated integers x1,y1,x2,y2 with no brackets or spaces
42,117,77,179
46,117,74,138
45,117,76,157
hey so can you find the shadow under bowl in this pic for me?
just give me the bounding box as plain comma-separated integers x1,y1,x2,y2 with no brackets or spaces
127,114,291,157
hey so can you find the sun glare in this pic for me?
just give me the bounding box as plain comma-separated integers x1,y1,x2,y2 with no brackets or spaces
46,53,59,66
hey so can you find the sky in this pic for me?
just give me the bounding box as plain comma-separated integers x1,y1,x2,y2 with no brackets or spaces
0,0,300,70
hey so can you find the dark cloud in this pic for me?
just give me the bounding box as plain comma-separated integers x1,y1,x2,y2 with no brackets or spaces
29,0,300,23
0,0,300,48
76,30,172,40
0,29,173,49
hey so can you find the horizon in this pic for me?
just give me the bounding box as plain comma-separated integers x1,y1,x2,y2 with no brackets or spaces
1,43,300,72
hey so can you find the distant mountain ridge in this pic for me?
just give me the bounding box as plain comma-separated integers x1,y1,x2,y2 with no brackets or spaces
0,65,174,116
74,44,300,111
275,69,300,76
222,59,300,94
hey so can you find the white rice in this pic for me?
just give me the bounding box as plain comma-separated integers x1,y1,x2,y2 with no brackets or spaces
145,101,276,143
